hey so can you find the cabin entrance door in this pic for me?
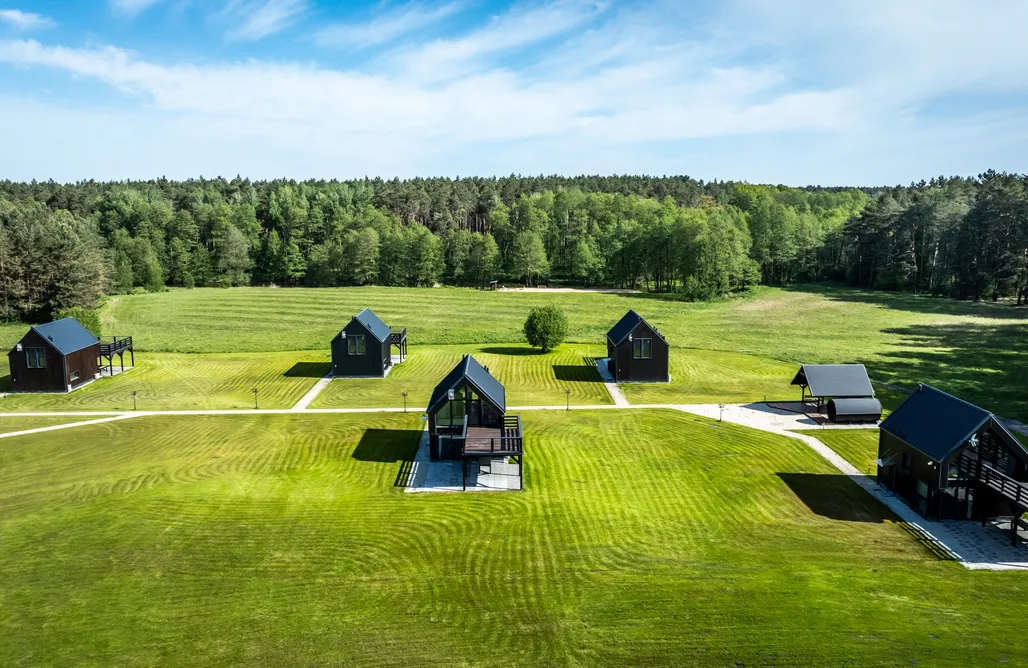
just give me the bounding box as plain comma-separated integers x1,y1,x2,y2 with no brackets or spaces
466,391,482,427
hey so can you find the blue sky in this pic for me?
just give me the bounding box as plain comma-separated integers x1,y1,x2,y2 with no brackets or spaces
0,0,1027,184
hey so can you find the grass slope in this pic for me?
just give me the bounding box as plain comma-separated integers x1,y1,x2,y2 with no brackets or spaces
2,410,1028,665
314,343,611,409
802,429,881,476
0,352,327,412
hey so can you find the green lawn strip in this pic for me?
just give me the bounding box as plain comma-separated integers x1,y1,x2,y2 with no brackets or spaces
798,428,881,477
0,416,99,434
312,343,612,409
0,351,328,412
619,347,797,404
2,410,1028,665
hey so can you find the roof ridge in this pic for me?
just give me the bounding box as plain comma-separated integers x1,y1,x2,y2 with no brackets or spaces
918,383,992,417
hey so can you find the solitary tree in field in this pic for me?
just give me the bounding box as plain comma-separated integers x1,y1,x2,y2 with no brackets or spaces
523,305,568,353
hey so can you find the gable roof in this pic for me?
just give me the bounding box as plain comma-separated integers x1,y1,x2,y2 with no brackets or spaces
427,355,506,414
27,318,99,356
880,385,1025,462
606,310,666,346
791,364,874,398
349,307,392,343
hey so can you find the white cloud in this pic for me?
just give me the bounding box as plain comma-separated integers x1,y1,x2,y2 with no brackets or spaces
109,0,165,16
222,0,307,41
1,0,1028,182
315,1,464,49
393,0,609,81
0,8,55,30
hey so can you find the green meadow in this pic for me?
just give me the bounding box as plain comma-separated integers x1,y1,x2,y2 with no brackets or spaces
2,285,1026,418
3,410,1028,666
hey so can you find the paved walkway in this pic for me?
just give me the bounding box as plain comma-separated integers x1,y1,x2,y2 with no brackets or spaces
291,374,332,411
0,414,139,440
593,359,629,407
405,429,522,493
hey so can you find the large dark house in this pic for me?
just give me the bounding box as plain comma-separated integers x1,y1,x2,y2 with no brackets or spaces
425,355,523,490
605,310,670,383
330,308,407,378
8,318,100,393
791,363,881,423
877,385,1028,544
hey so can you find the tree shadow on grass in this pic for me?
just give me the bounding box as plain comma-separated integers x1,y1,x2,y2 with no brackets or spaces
784,283,1028,321
873,322,1028,421
283,361,331,378
552,359,602,382
477,346,538,356
776,473,896,523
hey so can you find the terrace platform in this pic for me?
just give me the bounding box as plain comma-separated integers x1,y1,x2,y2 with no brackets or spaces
405,429,522,492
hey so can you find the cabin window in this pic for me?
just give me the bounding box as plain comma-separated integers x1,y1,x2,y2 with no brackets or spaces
633,338,652,359
70,371,81,382
347,335,366,355
901,452,912,471
26,347,46,369
436,389,466,427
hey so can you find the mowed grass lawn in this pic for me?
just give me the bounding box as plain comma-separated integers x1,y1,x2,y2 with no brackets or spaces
4,410,1028,666
803,429,881,477
313,343,612,408
620,348,796,404
0,416,98,434
0,352,328,412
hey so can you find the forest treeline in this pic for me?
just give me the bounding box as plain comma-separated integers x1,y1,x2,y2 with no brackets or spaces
1,172,1026,322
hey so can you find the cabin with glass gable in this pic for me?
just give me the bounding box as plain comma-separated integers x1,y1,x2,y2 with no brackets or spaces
605,310,670,383
425,354,523,490
330,308,407,378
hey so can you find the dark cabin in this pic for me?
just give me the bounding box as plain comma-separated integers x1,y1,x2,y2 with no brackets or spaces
7,318,100,393
605,310,670,383
877,385,1028,544
791,363,881,422
425,355,523,490
330,308,407,378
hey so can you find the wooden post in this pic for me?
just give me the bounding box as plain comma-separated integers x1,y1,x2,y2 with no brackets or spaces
462,459,467,491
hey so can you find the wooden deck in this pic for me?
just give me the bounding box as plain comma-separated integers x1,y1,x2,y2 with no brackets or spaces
462,416,523,456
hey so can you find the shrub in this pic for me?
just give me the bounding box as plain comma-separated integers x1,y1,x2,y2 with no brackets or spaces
523,305,568,353
56,306,101,337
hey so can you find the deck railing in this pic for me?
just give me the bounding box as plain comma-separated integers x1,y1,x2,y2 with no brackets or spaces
462,415,523,455
99,336,133,356
957,452,1028,509
390,327,406,344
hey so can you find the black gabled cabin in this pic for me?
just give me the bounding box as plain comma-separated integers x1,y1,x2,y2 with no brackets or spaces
791,363,881,423
878,385,1028,544
605,310,670,383
330,308,407,378
425,355,523,490
7,318,101,393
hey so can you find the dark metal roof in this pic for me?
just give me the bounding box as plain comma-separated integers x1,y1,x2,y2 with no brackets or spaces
880,385,994,461
827,397,882,416
351,307,392,343
427,355,506,414
30,318,99,355
791,364,874,398
606,310,667,346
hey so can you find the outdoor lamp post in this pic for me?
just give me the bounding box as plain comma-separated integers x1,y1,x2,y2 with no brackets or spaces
719,403,724,422
565,388,571,411
131,390,137,411
252,387,259,409
402,391,408,413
